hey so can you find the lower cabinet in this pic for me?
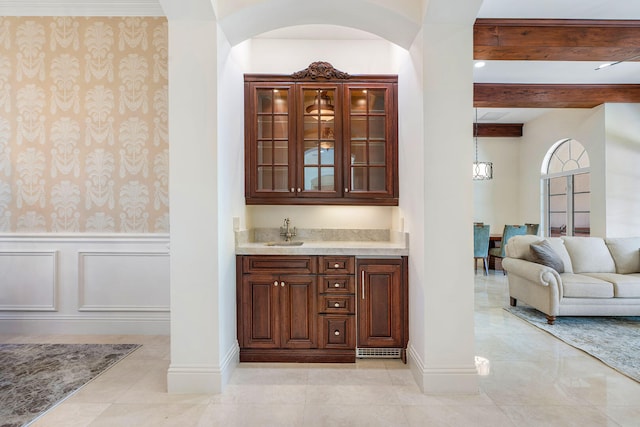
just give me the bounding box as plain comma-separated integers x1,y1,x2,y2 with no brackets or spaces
240,274,317,350
237,254,407,363
357,258,409,362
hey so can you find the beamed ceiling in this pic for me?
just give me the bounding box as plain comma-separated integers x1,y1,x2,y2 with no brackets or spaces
473,19,640,109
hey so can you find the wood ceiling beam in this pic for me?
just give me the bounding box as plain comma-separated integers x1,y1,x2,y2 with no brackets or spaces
474,19,640,61
475,123,523,137
474,83,640,108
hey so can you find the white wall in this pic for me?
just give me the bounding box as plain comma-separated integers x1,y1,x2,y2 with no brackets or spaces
398,29,425,390
217,27,247,385
517,108,606,237
239,36,406,231
0,235,170,334
472,136,521,234
605,103,640,237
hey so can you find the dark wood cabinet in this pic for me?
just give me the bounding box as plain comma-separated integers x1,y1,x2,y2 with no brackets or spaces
244,62,398,206
357,257,409,362
317,256,356,351
240,271,317,350
237,254,407,363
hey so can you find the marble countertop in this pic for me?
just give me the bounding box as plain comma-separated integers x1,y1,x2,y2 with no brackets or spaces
235,228,409,256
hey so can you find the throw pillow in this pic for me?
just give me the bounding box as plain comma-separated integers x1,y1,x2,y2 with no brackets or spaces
530,240,565,273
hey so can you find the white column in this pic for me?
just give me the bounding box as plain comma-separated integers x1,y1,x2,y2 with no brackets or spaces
416,20,478,393
160,0,223,393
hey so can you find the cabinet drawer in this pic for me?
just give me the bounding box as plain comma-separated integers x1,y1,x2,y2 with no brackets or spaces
319,315,355,349
319,276,355,294
319,295,354,314
243,256,317,274
318,256,355,274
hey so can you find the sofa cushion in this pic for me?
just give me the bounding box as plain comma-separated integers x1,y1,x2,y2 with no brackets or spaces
584,273,640,298
561,273,614,298
530,240,565,273
506,236,574,272
562,237,616,274
504,234,540,260
605,237,640,274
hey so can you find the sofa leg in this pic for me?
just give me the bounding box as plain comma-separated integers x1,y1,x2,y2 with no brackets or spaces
509,297,517,307
546,315,556,325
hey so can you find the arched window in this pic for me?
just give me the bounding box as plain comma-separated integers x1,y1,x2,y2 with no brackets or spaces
542,139,590,237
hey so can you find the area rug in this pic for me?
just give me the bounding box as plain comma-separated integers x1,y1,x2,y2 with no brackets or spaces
0,343,140,427
505,306,640,383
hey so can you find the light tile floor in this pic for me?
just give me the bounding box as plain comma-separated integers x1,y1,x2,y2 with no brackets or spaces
3,271,640,426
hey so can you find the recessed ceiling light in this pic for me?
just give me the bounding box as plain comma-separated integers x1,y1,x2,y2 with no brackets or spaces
474,61,486,68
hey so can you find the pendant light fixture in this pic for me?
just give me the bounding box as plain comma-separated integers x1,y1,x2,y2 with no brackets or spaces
473,108,493,180
306,90,334,121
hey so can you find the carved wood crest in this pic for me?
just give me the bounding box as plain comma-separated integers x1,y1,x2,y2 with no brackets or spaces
291,61,350,80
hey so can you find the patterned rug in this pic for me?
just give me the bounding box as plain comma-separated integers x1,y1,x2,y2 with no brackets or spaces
505,306,640,383
0,343,140,427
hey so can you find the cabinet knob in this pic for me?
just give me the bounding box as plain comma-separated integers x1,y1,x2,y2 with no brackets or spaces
274,281,278,287
334,283,340,288
297,188,301,192
333,263,340,268
280,281,285,287
345,188,349,193
290,188,295,192
334,302,340,308
334,330,340,336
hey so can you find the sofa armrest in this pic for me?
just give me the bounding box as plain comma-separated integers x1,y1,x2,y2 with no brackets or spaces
502,257,561,287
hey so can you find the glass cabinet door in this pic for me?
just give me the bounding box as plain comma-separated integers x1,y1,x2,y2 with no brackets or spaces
248,84,296,199
344,84,396,198
297,84,342,198
244,73,398,205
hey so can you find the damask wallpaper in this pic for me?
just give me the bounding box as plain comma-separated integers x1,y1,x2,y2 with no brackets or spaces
0,17,168,233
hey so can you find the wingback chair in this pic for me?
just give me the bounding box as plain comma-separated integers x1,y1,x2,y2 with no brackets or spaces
488,224,527,274
473,224,491,275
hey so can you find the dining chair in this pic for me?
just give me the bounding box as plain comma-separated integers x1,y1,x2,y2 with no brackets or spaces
525,223,540,235
488,224,527,274
473,224,491,275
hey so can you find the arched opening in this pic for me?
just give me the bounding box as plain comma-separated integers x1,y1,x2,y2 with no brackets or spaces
541,138,591,237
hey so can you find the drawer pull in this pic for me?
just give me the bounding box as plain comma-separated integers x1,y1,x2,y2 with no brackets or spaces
334,330,340,336
334,283,340,288
280,281,285,287
274,281,278,287
334,302,340,308
334,263,340,268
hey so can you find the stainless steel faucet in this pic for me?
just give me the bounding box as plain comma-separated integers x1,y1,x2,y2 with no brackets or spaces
279,217,297,242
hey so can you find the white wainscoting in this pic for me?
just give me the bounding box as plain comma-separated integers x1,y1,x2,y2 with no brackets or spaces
0,234,170,335
0,251,58,311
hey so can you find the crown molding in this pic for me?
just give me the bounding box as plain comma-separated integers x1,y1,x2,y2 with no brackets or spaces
0,0,164,16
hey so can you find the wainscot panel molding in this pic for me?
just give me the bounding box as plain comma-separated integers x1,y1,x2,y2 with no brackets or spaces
78,250,169,311
0,234,170,335
0,250,58,311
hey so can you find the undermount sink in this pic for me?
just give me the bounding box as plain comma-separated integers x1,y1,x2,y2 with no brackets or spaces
264,241,304,246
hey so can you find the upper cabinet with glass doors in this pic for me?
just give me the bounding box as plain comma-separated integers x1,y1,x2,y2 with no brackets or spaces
244,62,398,205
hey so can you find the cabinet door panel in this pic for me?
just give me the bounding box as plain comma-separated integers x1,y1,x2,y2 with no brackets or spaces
318,256,355,274
357,261,403,348
296,84,343,198
246,83,296,199
244,256,316,274
281,275,317,348
343,83,397,201
319,315,355,349
242,275,280,348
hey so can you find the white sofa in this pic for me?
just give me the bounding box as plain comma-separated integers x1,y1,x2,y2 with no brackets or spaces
502,235,640,324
